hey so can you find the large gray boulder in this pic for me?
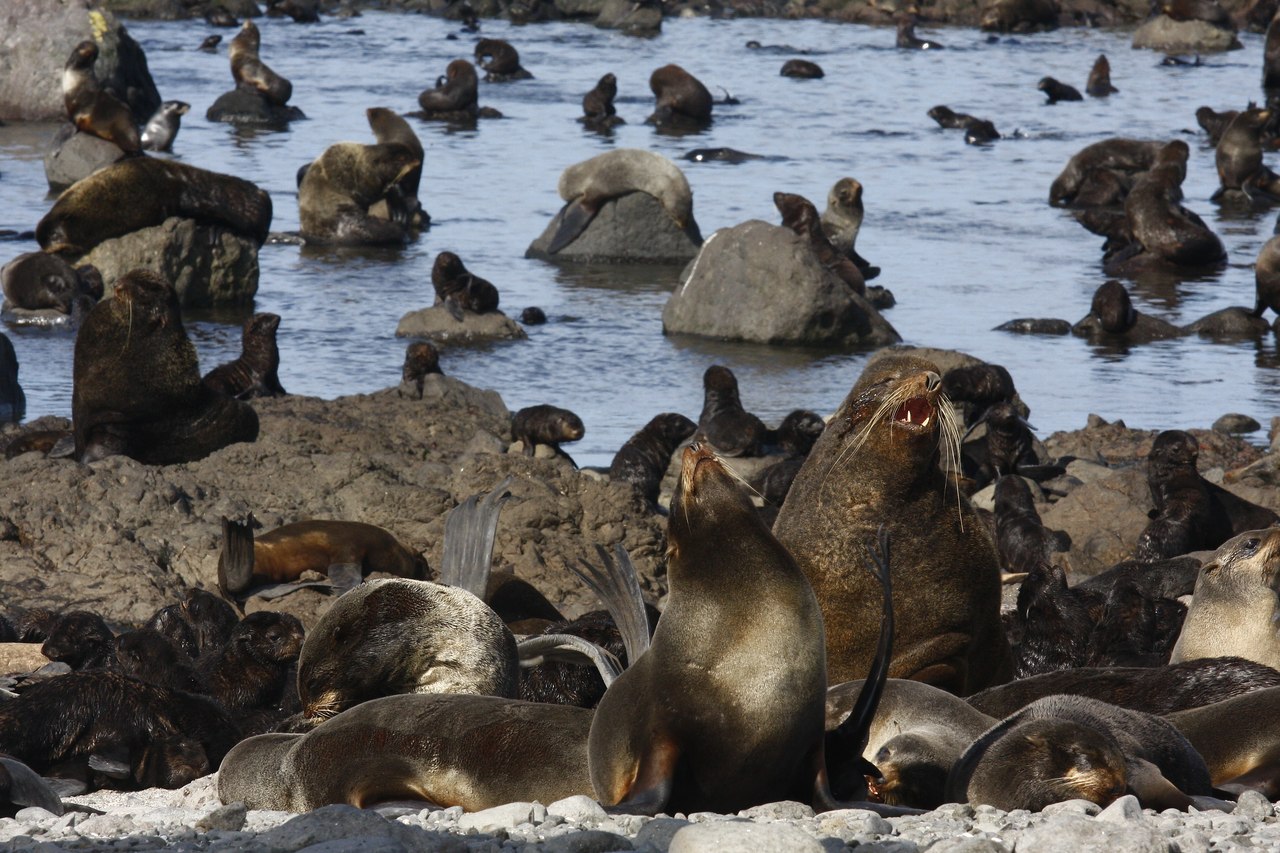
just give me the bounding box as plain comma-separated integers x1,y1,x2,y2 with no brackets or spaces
206,88,306,127
526,192,701,264
396,306,528,345
661,220,900,348
1132,15,1241,51
77,217,259,307
43,124,126,192
595,0,662,33
0,1,160,122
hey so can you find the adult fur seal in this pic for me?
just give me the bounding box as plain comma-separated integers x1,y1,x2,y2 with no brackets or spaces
297,128,421,245
1214,107,1280,200
1171,529,1280,670
37,158,272,257
474,38,532,81
580,72,623,130
217,517,429,596
1166,687,1280,795
1116,140,1225,269
432,251,499,316
365,106,426,227
774,354,1012,693
821,177,879,280
295,579,517,724
218,694,593,811
72,270,259,465
62,41,142,156
646,63,713,129
140,101,190,152
229,21,292,106
547,149,696,255
416,59,479,118
202,313,286,400
609,412,698,506
1086,54,1118,96
1049,138,1163,207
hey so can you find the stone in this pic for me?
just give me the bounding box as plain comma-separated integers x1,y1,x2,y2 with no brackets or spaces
206,88,306,127
738,801,816,821
1041,799,1102,817
1097,794,1143,822
526,191,701,264
542,830,636,852
547,795,607,825
198,802,248,832
0,642,50,675
44,126,126,192
1233,789,1273,819
1213,414,1262,435
258,805,399,850
1132,15,1241,52
554,0,608,16
669,820,824,853
1014,816,1172,852
1039,465,1150,576
395,306,528,345
928,838,1010,853
76,217,260,307
0,1,160,122
457,801,540,834
633,818,693,852
661,221,899,348
595,0,662,33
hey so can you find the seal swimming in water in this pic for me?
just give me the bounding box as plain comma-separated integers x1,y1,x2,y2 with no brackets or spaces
37,158,272,257
781,59,824,78
202,313,286,400
1086,54,1118,96
774,353,1012,693
140,101,190,153
896,14,943,48
1038,77,1083,104
229,21,292,106
646,63,713,130
546,149,697,255
72,270,259,465
62,41,142,156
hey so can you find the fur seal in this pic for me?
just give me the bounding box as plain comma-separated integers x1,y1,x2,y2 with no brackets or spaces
145,588,239,658
774,354,1011,693
947,695,1213,810
1171,529,1280,670
401,341,441,397
229,21,292,106
510,405,585,458
218,693,594,811
994,476,1070,574
775,191,865,295
364,107,426,227
196,612,303,727
580,72,623,130
217,517,429,596
820,177,880,280
696,365,768,458
1214,107,1280,200
1255,234,1280,318
1166,687,1280,795
608,412,697,506
62,41,142,156
1,253,102,314
198,35,222,52
1197,105,1238,146
297,132,421,245
1038,76,1083,103
202,313,286,400
547,149,697,255
432,251,499,316
0,756,65,818
1049,138,1162,207
140,101,190,152
111,629,202,693
520,306,546,325
928,105,980,128
42,610,114,671
896,15,944,48
1072,280,1184,342
296,579,517,724
37,157,272,257
416,59,479,118
1115,140,1225,270
72,270,259,465
646,64,713,129
1086,54,1118,96
474,38,532,81
781,59,824,78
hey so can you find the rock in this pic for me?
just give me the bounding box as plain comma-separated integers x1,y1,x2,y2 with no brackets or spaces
738,802,815,821
197,802,247,832
669,821,824,853
0,642,49,675
1234,790,1273,819
1039,465,1150,575
206,88,306,127
595,0,662,33
547,796,607,825
76,217,259,307
258,805,404,850
1041,799,1102,816
928,838,1010,853
526,192,701,264
662,221,899,348
395,306,528,345
979,0,1059,31
1015,815,1172,852
457,801,541,833
0,1,160,122
1132,15,1241,52
555,0,608,15
633,818,693,852
43,126,126,192
1097,794,1143,822
543,830,636,852
1184,307,1271,339
1213,413,1261,434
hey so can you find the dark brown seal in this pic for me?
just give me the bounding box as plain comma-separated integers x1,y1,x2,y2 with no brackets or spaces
609,412,697,505
365,106,426,228
202,313,286,400
928,105,980,129
432,251,499,316
1167,687,1280,795
62,41,142,155
696,365,768,458
1214,107,1280,199
646,63,713,129
993,476,1069,574
821,177,880,281
401,341,442,397
1117,140,1226,269
474,38,532,81
1086,54,1118,96
111,629,202,693
416,59,479,118
1,253,102,314
297,129,422,245
72,270,259,465
1072,280,1185,342
776,191,865,295
781,59,824,78
896,15,944,48
41,610,114,671
1038,76,1083,104
37,157,272,257
196,612,303,731
1049,138,1163,207
229,21,292,106
774,354,1011,693
217,518,429,596
510,405,585,458
580,72,623,130
1255,234,1280,318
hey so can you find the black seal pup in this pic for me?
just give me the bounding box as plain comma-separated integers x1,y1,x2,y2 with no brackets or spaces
510,405,585,459
696,365,768,457
646,64,713,129
416,59,480,120
775,191,866,295
140,101,190,152
202,313,286,400
431,251,499,316
609,413,697,506
400,341,442,398
1072,280,1185,342
474,38,532,81
781,59,824,78
580,72,624,131
993,476,1070,574
1038,76,1083,103
41,611,115,671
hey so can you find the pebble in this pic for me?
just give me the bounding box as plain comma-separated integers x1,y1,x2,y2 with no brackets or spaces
668,820,824,853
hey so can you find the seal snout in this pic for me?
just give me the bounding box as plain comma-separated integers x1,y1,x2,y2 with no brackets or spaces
680,441,721,494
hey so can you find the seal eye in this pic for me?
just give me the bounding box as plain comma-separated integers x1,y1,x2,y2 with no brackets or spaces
1242,538,1261,555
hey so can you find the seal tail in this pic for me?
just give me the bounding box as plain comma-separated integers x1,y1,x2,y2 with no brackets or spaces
515,633,623,685
546,199,598,254
567,544,651,667
217,516,256,597
438,476,514,599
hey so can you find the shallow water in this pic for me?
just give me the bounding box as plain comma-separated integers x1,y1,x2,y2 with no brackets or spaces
2,14,1278,467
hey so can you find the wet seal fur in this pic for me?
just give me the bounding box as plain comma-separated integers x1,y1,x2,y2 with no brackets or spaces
696,364,768,457
1,253,102,315
510,405,585,459
774,353,1012,693
202,313,286,400
432,252,499,316
72,270,259,465
141,101,190,153
609,412,698,506
474,39,532,81
646,64,713,130
415,59,485,121
1086,55,1118,96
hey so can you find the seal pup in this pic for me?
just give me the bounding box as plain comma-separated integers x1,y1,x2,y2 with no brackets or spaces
474,38,532,81
217,517,429,597
947,695,1213,810
821,177,880,281
1214,107,1280,201
197,612,303,730
62,41,142,156
1072,280,1185,342
111,629,202,693
520,306,546,325
1038,76,1083,103
1086,54,1118,96
547,149,696,255
1049,138,1163,207
781,59,824,78
646,64,713,130
415,59,479,119
608,412,697,506
72,270,259,465
140,101,190,152
198,35,222,52
1171,529,1280,670
775,354,1011,693
775,191,865,295
365,106,427,228
510,405,585,459
994,476,1070,574
696,365,768,458
1009,561,1099,677
229,21,292,106
896,15,944,48
1255,234,1280,318
432,251,499,316
580,72,624,131
1,253,102,315
928,105,981,128
400,341,441,398
202,313,286,400
42,611,114,671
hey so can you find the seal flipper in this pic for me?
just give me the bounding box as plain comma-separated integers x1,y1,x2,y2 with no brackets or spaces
515,633,623,684
547,198,601,254
1127,758,1197,810
567,544,651,666
438,476,514,598
602,735,679,816
0,757,64,816
218,516,256,596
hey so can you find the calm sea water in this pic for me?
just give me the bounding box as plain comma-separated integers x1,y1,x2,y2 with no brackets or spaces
1,14,1277,466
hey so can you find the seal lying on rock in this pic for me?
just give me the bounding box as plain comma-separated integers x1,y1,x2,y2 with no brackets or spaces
229,21,292,106
62,41,142,156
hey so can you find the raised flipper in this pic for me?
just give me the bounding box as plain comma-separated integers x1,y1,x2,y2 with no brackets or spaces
567,544,651,666
438,476,515,599
547,198,601,255
515,633,623,685
87,749,132,780
217,516,256,596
